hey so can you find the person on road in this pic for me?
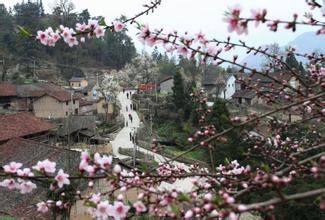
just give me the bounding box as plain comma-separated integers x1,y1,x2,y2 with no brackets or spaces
126,106,128,112
129,132,132,141
126,93,129,99
130,103,133,110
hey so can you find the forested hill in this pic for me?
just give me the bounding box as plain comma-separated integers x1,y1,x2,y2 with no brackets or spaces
0,0,136,81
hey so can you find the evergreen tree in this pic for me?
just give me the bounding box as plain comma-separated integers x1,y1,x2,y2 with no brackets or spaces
172,71,186,109
285,53,300,70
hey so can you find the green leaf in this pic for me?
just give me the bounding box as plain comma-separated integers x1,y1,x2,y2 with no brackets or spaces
261,163,271,172
170,203,180,215
178,192,190,202
17,25,31,37
98,17,106,26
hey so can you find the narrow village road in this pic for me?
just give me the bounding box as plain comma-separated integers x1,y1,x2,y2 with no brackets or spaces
111,91,194,192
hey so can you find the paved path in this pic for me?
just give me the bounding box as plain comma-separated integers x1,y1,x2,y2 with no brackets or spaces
111,91,194,192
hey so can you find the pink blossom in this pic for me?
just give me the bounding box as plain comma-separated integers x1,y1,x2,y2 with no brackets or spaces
88,19,98,30
90,193,101,204
17,168,34,177
18,180,37,194
145,35,157,47
94,26,105,38
55,169,70,188
133,201,147,214
114,21,125,32
94,153,112,169
184,210,193,219
67,37,79,47
86,165,96,176
79,160,89,172
250,9,267,27
33,159,56,173
111,201,130,219
224,5,244,34
61,27,73,42
37,201,49,213
96,200,111,219
3,162,23,173
0,178,17,190
206,43,219,56
80,37,86,43
36,31,48,45
138,24,150,44
177,45,189,57
238,204,248,211
81,150,90,161
194,31,206,43
75,22,88,32
229,212,238,220
113,164,122,174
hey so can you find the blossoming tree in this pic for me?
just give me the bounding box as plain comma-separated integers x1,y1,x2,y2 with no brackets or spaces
1,0,325,219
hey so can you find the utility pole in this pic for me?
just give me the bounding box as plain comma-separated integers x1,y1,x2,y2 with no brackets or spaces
33,60,36,79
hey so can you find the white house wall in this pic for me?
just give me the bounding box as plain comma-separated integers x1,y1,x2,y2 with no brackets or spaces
218,75,236,100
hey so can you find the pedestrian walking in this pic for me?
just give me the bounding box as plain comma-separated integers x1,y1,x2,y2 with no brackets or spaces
123,88,125,93
130,115,133,123
126,121,128,127
132,135,135,144
126,93,129,99
129,132,132,141
130,103,132,110
126,106,128,112
128,113,131,120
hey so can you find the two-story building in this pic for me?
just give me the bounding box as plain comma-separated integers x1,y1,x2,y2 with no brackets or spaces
69,77,88,89
159,76,174,94
33,90,80,119
202,72,236,100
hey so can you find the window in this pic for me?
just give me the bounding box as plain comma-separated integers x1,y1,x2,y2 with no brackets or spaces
74,108,78,115
66,112,68,116
66,101,69,105
73,100,75,105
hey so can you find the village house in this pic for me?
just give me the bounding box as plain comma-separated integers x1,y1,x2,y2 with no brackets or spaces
56,115,97,143
0,138,81,219
158,76,174,94
0,112,54,144
15,83,47,111
79,99,97,115
33,89,80,119
69,77,88,89
202,72,236,100
138,83,156,93
232,90,258,105
0,81,17,110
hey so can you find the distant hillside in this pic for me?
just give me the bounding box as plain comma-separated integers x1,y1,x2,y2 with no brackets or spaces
240,32,325,69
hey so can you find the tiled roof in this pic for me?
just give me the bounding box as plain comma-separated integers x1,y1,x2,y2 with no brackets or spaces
0,81,17,97
0,138,81,218
57,115,96,136
159,76,173,84
16,84,45,98
69,77,85,82
0,112,54,142
232,90,256,99
79,99,96,107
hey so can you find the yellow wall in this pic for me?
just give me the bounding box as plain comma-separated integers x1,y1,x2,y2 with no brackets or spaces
33,95,79,119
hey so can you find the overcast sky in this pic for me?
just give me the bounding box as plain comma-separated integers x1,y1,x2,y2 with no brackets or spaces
1,0,323,59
